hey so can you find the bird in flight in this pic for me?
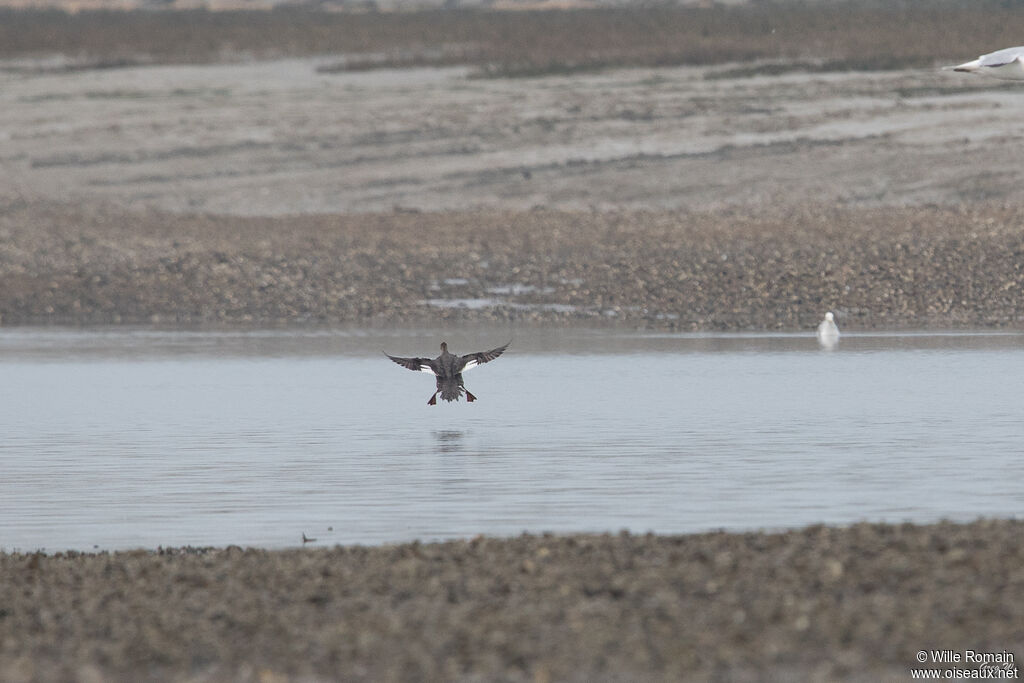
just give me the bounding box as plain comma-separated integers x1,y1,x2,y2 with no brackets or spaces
945,46,1024,80
385,341,510,405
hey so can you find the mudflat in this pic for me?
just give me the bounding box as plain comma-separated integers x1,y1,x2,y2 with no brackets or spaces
3,520,1023,682
3,6,1024,682
2,202,1024,329
4,56,1024,215
3,26,1024,330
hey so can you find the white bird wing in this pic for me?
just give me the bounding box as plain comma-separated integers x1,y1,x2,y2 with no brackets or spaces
978,46,1024,67
458,342,510,372
385,353,438,375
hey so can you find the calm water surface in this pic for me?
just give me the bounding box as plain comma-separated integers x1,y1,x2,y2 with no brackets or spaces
1,327,1022,551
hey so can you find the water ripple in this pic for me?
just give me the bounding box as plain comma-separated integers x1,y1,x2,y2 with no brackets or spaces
1,327,1023,550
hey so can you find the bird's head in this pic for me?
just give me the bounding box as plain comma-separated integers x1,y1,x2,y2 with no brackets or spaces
440,341,448,352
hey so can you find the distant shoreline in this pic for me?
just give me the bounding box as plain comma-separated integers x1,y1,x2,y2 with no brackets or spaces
4,4,1024,331
3,203,1024,331
0,3,1017,73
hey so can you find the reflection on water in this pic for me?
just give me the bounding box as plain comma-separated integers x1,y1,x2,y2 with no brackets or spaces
433,430,466,454
1,326,1023,551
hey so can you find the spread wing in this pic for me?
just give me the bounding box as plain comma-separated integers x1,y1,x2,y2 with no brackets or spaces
458,341,510,372
385,353,437,375
979,46,1024,67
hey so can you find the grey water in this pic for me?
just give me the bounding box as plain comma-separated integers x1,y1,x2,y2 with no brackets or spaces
1,327,1022,552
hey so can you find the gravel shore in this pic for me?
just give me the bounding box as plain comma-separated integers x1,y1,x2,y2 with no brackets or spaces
2,520,1021,682
2,202,1024,331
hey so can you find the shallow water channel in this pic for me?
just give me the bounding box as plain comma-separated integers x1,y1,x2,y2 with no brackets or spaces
1,327,1022,551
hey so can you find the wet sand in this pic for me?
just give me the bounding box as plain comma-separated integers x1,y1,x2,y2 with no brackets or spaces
3,58,1024,216
3,520,1022,682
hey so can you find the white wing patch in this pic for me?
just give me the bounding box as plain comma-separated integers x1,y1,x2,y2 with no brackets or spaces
419,364,437,374
980,47,1024,67
461,359,481,372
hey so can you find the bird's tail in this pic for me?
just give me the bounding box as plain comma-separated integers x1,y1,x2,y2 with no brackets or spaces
438,379,464,403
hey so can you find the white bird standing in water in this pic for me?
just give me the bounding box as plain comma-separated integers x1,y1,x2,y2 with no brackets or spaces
817,311,840,348
945,46,1024,80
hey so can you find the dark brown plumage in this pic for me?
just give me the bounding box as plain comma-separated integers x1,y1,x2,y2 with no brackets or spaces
385,341,509,405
